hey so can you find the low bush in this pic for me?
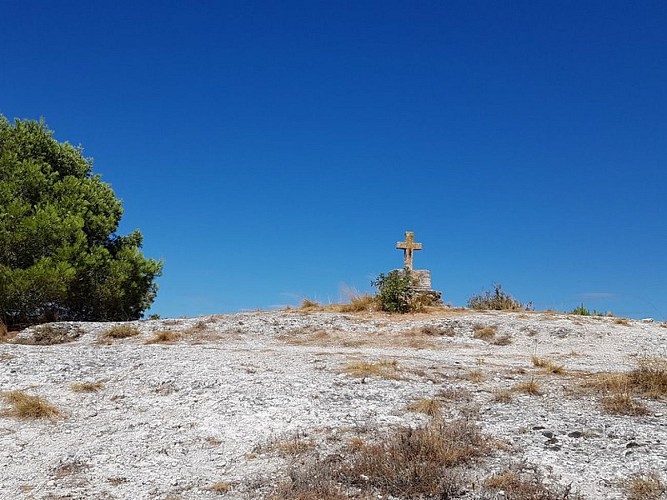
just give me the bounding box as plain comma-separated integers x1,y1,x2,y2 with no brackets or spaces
372,268,417,313
468,284,531,311
15,324,82,345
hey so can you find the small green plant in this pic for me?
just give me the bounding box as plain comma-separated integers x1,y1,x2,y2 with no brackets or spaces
372,268,416,313
467,284,531,311
569,304,610,316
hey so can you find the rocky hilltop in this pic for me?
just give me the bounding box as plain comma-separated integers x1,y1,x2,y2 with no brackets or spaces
1,309,666,499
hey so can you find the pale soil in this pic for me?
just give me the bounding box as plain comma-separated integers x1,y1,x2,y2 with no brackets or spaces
1,309,666,499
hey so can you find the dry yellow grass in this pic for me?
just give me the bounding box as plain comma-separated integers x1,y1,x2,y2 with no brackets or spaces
268,436,316,457
145,330,182,344
531,356,566,375
339,294,377,312
344,359,401,379
601,393,650,416
614,318,631,326
466,369,486,383
514,378,541,395
209,481,232,494
492,389,514,403
473,324,498,341
407,398,441,417
70,382,104,393
1,391,62,420
624,471,666,500
101,325,140,341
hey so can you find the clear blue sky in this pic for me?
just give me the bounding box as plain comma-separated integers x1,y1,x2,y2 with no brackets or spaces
2,1,666,319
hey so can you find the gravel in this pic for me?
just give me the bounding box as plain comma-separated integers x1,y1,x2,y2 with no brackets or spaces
1,309,666,499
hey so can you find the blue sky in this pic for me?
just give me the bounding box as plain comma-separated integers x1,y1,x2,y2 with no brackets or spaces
1,1,666,319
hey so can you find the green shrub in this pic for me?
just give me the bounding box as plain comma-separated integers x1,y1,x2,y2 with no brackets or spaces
372,269,417,313
467,284,530,311
569,304,610,316
0,115,162,328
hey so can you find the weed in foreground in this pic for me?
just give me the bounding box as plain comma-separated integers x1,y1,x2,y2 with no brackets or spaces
70,382,104,393
1,391,62,420
300,299,321,310
624,471,666,500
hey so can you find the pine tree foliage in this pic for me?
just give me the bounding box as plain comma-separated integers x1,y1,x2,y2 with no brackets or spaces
0,115,163,327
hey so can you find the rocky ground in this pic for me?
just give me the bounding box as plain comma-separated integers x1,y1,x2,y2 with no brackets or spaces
1,308,666,499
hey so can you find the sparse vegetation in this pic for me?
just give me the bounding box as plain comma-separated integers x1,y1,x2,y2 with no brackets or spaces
492,389,514,403
300,298,320,310
531,355,566,375
101,325,140,341
145,330,181,344
614,317,630,326
1,390,62,420
473,324,498,341
70,382,104,392
468,284,531,311
344,359,401,379
569,304,611,316
514,378,541,395
484,464,582,499
624,471,666,500
407,398,441,417
15,324,83,345
601,392,650,416
466,369,486,383
338,294,377,312
209,481,232,494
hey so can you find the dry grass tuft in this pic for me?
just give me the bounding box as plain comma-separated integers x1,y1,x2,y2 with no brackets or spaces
145,330,182,344
437,387,472,401
344,359,401,379
624,471,666,500
492,389,514,403
614,317,631,326
466,369,487,384
209,481,232,494
268,436,316,457
339,294,377,312
492,334,512,345
601,393,650,416
101,325,140,341
514,378,541,395
300,298,321,310
531,356,566,375
70,381,104,393
407,398,441,417
0,353,16,360
473,324,498,341
484,465,582,499
1,390,62,420
419,325,456,337
582,356,667,414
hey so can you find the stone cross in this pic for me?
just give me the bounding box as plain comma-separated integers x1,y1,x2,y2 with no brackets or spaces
396,231,422,271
